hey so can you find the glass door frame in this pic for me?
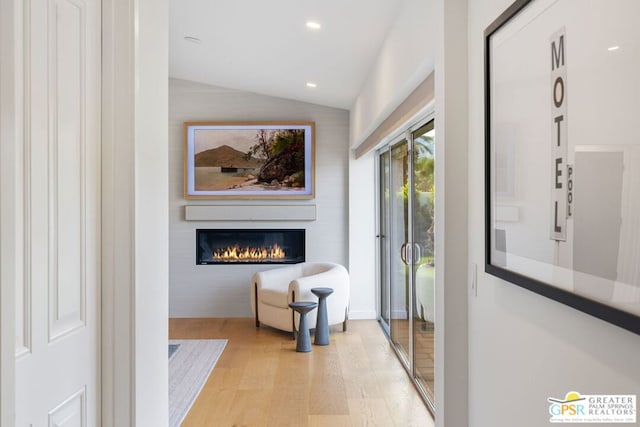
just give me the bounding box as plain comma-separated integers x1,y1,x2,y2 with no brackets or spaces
376,132,412,342
375,114,435,413
409,119,435,410
376,149,392,337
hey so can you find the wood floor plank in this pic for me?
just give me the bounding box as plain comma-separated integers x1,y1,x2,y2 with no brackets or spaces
266,397,309,427
309,414,352,427
171,318,433,427
347,398,395,426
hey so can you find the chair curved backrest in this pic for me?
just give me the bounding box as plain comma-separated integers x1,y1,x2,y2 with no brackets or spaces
251,262,350,333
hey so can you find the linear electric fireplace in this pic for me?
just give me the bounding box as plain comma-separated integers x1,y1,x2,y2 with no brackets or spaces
196,229,305,265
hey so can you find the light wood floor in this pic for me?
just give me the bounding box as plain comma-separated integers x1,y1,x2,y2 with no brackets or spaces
169,318,434,427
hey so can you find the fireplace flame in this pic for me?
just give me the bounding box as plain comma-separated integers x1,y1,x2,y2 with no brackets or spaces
213,243,286,262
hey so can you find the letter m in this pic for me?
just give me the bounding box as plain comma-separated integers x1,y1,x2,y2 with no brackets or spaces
551,34,565,71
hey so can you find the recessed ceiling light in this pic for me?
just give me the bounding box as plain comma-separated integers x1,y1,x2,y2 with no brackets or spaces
306,82,317,88
607,45,620,51
305,21,321,30
184,36,202,44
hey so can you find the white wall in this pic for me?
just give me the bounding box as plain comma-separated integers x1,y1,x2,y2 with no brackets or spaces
434,0,469,425
134,0,169,424
349,0,436,148
169,78,349,318
347,150,377,319
468,1,640,426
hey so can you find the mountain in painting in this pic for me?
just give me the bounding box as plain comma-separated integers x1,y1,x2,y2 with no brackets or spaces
194,145,261,168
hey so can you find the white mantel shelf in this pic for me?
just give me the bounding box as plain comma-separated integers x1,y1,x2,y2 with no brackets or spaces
184,205,316,221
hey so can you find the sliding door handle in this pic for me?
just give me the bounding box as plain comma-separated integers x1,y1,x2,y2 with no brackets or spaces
413,243,422,264
400,243,407,265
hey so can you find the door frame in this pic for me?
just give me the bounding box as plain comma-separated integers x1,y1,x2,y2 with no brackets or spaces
101,0,169,425
375,149,391,336
375,113,435,412
376,113,434,329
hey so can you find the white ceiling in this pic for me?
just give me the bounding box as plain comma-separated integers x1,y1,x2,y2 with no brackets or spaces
169,0,403,110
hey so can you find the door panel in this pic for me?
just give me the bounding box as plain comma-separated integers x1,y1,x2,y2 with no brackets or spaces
379,152,391,331
48,389,86,427
389,140,411,365
16,0,100,424
412,123,435,404
50,0,86,339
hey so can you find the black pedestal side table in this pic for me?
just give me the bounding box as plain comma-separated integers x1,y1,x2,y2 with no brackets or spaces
288,301,318,352
311,287,334,345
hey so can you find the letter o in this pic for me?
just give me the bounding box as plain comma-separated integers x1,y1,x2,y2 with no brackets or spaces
554,77,564,108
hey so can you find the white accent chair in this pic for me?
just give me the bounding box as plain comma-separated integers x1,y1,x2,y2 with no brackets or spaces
251,262,350,334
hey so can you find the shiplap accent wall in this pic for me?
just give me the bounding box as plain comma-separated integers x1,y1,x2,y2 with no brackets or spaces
169,78,349,317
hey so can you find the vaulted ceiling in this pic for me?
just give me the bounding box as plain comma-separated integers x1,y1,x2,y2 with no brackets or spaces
169,0,404,109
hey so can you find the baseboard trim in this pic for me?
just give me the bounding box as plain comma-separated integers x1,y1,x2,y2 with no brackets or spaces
347,310,377,320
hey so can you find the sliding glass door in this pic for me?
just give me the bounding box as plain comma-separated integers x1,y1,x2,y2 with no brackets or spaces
379,151,391,332
389,140,411,364
411,122,435,404
377,119,435,410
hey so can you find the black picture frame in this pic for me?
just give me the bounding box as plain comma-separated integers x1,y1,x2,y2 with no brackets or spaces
484,0,640,335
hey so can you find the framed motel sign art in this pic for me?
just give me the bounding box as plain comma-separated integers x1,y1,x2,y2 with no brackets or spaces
484,0,640,334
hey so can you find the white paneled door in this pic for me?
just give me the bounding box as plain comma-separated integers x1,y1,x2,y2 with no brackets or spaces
15,0,101,425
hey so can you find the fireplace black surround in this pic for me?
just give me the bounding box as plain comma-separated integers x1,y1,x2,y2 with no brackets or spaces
196,229,305,265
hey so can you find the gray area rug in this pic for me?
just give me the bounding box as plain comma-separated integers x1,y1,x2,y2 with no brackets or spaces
168,343,180,359
169,339,227,427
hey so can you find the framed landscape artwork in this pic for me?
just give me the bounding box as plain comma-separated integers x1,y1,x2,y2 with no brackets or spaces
184,122,315,199
485,0,640,334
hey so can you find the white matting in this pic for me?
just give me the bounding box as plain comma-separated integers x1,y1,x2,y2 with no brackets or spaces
169,339,227,427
